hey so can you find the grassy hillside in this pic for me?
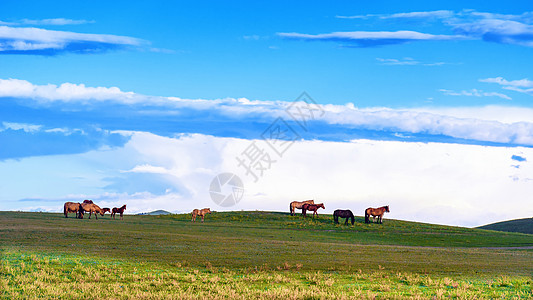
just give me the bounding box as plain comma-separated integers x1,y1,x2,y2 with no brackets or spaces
1,211,532,299
478,217,533,235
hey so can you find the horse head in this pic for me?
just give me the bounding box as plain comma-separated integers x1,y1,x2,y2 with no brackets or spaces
205,208,211,214
319,203,325,209
385,205,390,212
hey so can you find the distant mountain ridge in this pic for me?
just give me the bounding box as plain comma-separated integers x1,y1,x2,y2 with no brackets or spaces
478,218,533,235
137,210,172,216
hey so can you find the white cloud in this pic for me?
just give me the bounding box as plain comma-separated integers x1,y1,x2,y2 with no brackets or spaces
2,121,42,132
0,78,137,102
336,10,454,20
5,131,533,227
0,25,145,55
326,10,533,48
439,88,511,100
20,18,93,26
480,77,533,96
376,57,449,66
2,78,533,146
277,31,467,47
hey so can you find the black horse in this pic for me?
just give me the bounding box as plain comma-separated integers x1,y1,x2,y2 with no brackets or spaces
333,209,355,225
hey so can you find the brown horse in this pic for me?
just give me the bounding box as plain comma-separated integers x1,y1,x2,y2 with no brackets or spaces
102,207,111,214
63,202,83,219
365,205,390,224
289,200,314,216
80,203,106,219
111,205,126,220
302,203,325,218
191,208,211,222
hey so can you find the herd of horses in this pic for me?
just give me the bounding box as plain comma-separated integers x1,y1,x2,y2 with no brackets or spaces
63,200,126,220
64,199,389,225
290,200,390,225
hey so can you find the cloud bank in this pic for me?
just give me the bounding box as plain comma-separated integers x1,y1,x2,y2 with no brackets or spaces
4,132,532,227
1,78,533,148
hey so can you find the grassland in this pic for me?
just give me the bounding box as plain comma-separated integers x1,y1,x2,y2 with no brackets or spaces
1,211,533,299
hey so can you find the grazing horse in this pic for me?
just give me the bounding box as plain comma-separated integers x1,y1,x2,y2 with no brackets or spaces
191,208,211,222
63,202,83,219
365,205,390,224
289,200,314,216
80,203,105,220
302,203,325,218
111,205,127,220
333,209,355,225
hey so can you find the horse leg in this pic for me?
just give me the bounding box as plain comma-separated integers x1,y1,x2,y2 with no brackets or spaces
344,217,348,225
120,213,123,220
201,215,204,223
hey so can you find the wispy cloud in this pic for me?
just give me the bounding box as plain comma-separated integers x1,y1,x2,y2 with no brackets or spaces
19,18,94,26
439,88,511,100
1,18,93,26
308,10,533,48
376,57,449,66
0,25,145,55
278,31,466,47
337,10,454,20
480,77,533,96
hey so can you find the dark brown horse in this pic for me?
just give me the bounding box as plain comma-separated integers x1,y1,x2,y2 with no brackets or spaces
333,209,355,225
63,202,83,219
111,205,126,220
102,207,111,214
365,205,390,224
302,203,325,218
289,200,314,216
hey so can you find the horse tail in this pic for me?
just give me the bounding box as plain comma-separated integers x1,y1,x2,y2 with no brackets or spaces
333,213,338,224
289,203,293,215
63,204,67,218
364,209,369,223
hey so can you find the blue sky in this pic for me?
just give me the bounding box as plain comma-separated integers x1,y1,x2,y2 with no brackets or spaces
1,1,532,226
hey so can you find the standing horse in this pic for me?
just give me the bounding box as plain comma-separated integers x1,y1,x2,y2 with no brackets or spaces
111,205,127,220
302,203,325,218
63,202,83,219
289,200,314,216
191,208,211,222
365,205,390,224
333,209,355,225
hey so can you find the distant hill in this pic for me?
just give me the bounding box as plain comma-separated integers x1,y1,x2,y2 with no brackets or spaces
137,210,172,216
478,218,533,235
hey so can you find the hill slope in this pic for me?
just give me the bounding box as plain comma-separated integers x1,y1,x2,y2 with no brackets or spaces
1,211,532,276
478,217,533,234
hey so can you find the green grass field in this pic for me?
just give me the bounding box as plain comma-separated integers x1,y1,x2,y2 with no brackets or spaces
1,211,532,299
